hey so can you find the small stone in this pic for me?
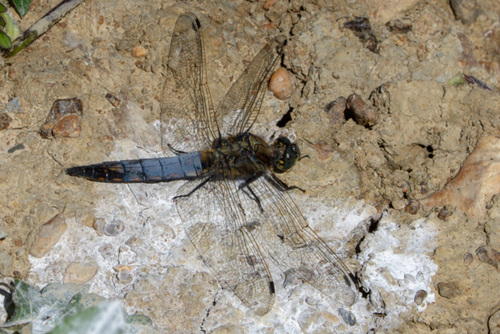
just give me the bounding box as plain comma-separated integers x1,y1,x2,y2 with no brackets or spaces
30,214,67,258
6,97,21,113
269,67,293,100
324,97,347,124
405,199,420,214
263,0,276,10
131,46,148,58
338,307,356,326
105,93,121,107
450,0,481,25
463,252,473,264
437,281,461,299
391,199,406,210
322,311,340,325
0,113,13,131
63,262,98,284
52,114,82,138
116,270,132,283
103,220,125,236
346,93,378,127
98,243,114,259
437,207,453,220
93,218,106,235
476,246,498,268
414,290,428,305
39,98,83,139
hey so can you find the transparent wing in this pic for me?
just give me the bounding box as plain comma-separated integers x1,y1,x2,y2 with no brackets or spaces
239,174,359,307
174,176,275,315
161,13,216,153
216,36,287,136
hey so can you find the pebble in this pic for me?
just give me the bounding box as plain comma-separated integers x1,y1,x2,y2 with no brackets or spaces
131,46,148,58
116,270,132,284
103,220,125,236
324,97,347,124
269,67,293,100
93,218,106,235
105,93,121,107
421,136,500,217
0,113,12,130
63,262,98,284
437,207,453,220
30,214,67,258
463,252,473,264
52,114,81,138
476,246,497,268
437,281,461,299
338,307,356,326
6,97,21,113
98,243,115,259
414,290,428,305
450,0,480,25
114,265,133,284
263,0,276,10
346,93,379,127
39,98,83,139
405,199,420,214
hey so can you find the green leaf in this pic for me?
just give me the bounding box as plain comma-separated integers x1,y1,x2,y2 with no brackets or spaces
0,11,20,41
2,280,43,326
11,0,30,17
49,301,125,334
0,30,11,49
0,3,6,13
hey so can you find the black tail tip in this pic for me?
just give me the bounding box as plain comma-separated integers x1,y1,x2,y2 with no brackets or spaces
65,167,80,177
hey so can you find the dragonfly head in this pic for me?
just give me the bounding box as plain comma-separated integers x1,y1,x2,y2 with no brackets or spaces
272,137,299,173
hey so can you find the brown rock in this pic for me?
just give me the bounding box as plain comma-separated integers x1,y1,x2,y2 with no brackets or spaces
63,262,98,284
30,214,67,258
269,67,293,100
0,113,12,131
324,97,347,124
437,281,461,299
346,93,379,127
414,290,428,305
39,98,83,139
421,136,500,217
52,114,82,138
131,46,148,58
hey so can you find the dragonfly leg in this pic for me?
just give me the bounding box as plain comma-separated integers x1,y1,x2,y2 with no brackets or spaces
174,176,212,200
265,174,305,193
167,143,188,155
239,173,266,213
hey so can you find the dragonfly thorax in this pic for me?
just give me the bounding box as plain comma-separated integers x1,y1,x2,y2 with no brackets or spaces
271,137,299,174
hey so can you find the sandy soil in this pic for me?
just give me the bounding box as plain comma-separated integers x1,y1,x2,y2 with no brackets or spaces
1,0,500,333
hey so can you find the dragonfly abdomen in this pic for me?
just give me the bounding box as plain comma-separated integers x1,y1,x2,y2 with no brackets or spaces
66,152,205,183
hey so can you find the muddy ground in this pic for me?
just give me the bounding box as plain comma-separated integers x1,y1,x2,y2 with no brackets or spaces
1,0,500,333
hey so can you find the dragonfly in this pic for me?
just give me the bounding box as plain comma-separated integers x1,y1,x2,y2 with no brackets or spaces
66,13,358,315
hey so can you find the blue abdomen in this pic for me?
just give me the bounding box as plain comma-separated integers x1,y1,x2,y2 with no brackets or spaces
66,152,204,183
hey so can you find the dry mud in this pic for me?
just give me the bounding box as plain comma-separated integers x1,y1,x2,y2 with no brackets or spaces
1,0,500,333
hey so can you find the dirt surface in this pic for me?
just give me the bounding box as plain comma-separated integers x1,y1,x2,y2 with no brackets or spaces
1,0,500,333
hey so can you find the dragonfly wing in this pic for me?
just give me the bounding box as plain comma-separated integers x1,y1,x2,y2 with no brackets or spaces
216,36,287,136
161,13,216,153
239,174,359,307
174,176,275,315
